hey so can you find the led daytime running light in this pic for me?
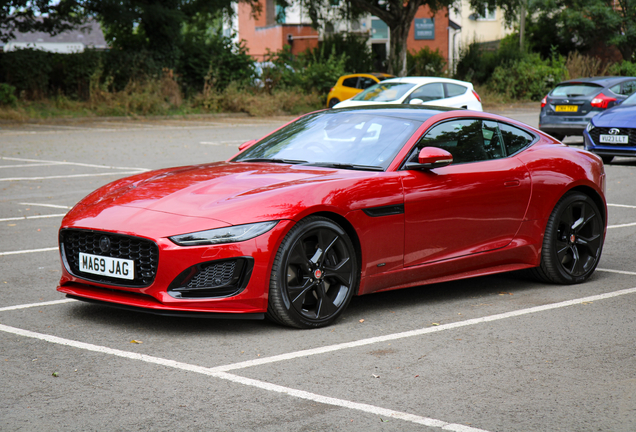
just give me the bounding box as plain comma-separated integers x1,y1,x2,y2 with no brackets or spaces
170,221,278,246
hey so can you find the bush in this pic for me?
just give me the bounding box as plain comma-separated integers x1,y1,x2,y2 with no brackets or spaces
565,52,609,79
608,61,636,76
455,35,526,84
407,47,447,76
489,52,568,100
1,48,53,99
0,83,17,106
312,33,374,73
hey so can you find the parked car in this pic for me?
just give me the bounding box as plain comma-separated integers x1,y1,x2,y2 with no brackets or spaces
583,90,636,163
327,73,394,108
58,106,606,328
333,77,483,111
539,76,636,140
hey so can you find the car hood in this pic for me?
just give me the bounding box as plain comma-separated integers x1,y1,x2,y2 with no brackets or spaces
64,161,394,234
594,105,636,126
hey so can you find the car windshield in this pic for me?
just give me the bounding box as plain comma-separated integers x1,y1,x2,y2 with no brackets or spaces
551,83,602,97
621,91,636,105
233,111,422,170
352,83,415,102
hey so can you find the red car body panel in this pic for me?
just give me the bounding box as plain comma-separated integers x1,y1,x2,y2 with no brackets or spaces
58,108,607,316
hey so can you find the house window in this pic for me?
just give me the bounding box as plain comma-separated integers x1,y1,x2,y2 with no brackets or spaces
275,4,286,24
371,19,388,40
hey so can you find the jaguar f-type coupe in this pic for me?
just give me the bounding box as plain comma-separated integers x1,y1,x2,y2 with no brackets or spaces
58,106,607,328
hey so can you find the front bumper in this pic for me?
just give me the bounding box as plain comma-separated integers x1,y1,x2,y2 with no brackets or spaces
583,130,636,159
57,220,295,315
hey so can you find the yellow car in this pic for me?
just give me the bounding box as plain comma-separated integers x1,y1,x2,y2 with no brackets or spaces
327,73,395,108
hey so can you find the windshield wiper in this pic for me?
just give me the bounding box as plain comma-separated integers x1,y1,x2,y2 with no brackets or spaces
304,162,384,171
239,158,308,165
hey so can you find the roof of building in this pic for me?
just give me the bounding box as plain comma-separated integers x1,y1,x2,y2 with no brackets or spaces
0,18,107,50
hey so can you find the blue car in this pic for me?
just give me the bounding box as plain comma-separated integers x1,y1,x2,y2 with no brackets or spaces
584,91,636,164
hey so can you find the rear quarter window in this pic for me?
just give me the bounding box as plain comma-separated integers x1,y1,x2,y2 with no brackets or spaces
342,77,358,88
499,123,535,155
445,83,467,97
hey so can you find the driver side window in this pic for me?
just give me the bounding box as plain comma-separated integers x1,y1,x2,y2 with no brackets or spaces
410,119,506,164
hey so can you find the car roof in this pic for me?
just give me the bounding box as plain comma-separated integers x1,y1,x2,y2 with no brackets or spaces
381,76,471,86
329,105,459,121
557,76,636,87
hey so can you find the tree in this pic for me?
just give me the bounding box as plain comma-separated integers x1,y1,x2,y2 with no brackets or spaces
468,0,636,61
282,0,453,76
0,0,86,43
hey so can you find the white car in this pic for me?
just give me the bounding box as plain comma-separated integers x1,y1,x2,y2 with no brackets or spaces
333,77,483,111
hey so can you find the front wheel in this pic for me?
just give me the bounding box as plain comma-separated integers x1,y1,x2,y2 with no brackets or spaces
531,192,604,284
601,155,614,164
267,216,358,328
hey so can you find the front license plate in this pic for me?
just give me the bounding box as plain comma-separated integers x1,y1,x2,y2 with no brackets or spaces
555,105,578,112
79,252,134,280
600,134,629,144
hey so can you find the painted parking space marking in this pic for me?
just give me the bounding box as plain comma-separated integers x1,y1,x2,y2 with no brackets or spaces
608,203,636,209
19,202,72,209
200,140,248,145
0,299,76,312
596,268,636,276
0,171,145,182
1,156,149,172
0,214,66,222
2,288,636,432
0,247,58,256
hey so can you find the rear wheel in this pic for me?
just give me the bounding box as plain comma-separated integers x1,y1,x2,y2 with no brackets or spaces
328,98,340,108
601,155,614,164
266,216,358,328
551,133,566,141
531,192,604,284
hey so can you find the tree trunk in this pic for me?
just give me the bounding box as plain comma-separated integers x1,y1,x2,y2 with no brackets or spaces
388,21,411,76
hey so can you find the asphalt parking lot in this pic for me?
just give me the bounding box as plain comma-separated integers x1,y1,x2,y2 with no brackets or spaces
1,109,636,431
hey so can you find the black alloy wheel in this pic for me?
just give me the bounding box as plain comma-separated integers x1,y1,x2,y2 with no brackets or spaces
267,216,358,328
532,192,604,284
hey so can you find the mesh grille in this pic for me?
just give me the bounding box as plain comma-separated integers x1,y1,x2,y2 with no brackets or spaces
589,127,636,145
61,229,159,287
186,261,236,289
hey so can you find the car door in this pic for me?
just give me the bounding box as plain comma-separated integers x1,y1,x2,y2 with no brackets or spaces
401,118,532,267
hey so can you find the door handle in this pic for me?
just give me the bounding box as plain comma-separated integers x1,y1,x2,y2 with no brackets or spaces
504,180,520,187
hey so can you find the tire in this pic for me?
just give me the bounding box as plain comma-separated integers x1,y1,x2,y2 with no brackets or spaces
601,155,614,164
531,192,604,284
328,98,340,108
266,216,358,328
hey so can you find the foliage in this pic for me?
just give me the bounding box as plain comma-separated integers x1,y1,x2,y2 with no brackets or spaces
0,0,85,43
565,52,610,79
407,46,447,76
488,51,567,100
313,33,374,74
0,48,52,98
608,61,636,76
455,35,525,85
179,19,255,95
0,83,17,106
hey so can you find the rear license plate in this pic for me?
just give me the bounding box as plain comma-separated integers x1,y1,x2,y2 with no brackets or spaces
555,105,578,112
79,252,134,280
600,134,629,144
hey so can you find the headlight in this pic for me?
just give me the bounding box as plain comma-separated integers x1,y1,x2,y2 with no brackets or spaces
169,221,278,246
586,122,595,132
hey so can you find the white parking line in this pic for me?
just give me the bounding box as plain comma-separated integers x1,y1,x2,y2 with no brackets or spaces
0,247,58,256
0,299,75,312
19,203,72,209
200,140,247,146
608,222,636,229
608,203,636,209
0,214,66,222
0,171,144,182
2,287,636,432
596,268,636,276
1,156,149,172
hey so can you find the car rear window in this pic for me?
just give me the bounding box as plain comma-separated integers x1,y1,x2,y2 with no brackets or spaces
445,83,467,97
551,83,602,97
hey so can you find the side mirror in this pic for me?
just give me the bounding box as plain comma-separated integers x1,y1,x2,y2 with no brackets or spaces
405,147,453,170
238,139,257,151
409,98,424,105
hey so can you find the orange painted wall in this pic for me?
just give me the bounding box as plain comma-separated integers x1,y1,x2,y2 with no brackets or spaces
238,2,318,61
407,7,450,61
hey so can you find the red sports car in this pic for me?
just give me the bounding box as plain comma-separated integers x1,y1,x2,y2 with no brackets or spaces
58,106,607,328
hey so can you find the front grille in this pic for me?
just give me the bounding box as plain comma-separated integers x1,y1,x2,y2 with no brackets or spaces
61,229,159,287
589,127,636,145
168,258,253,299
